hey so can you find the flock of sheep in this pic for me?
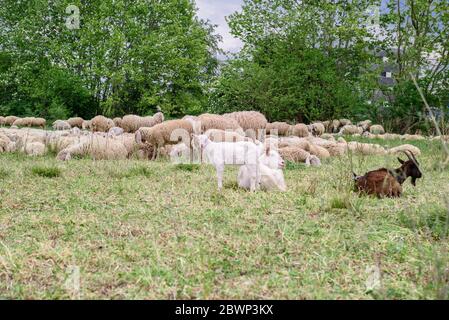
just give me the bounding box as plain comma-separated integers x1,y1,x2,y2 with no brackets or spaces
0,111,447,192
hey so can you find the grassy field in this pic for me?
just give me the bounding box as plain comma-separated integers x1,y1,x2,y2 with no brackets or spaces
0,137,448,299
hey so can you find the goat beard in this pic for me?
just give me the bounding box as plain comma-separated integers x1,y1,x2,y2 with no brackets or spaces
411,177,417,186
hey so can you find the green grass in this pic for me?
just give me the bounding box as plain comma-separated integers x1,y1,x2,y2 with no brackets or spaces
30,165,62,178
0,138,448,299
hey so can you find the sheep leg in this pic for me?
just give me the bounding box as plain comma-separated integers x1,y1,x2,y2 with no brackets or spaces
216,164,224,191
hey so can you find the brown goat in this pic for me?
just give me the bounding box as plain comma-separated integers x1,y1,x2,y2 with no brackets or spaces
354,151,422,198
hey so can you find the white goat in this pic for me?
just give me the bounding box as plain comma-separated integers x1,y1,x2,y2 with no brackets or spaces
192,134,263,192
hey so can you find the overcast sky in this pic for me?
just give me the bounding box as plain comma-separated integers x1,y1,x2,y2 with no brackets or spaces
196,0,244,55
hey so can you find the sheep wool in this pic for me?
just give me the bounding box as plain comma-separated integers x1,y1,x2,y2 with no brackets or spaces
347,142,387,155
113,117,123,128
0,116,5,126
370,125,385,135
196,114,243,134
357,120,372,131
340,125,363,135
401,134,426,141
329,120,341,133
121,113,164,133
339,119,352,126
0,133,10,152
57,135,128,161
223,111,268,138
67,117,84,128
204,129,252,143
310,123,325,136
388,144,421,156
53,120,72,131
32,118,46,128
91,115,114,132
279,146,321,166
5,116,19,126
82,120,92,131
291,124,310,137
21,141,46,157
266,122,292,136
135,119,194,158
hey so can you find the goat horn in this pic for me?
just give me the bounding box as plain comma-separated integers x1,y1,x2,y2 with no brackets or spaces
402,150,420,166
399,150,412,161
410,150,420,166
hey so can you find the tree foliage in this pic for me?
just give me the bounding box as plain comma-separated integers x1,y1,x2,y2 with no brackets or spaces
0,0,220,119
213,0,448,131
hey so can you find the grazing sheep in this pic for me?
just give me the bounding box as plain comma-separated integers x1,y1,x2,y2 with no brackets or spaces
223,111,268,139
266,122,292,136
329,120,341,133
82,120,92,131
0,116,5,126
388,144,421,156
53,120,72,131
339,125,363,135
121,113,164,133
32,118,46,128
322,121,331,132
370,125,385,135
91,115,114,132
135,119,194,159
339,119,352,126
67,117,84,128
11,118,25,127
279,146,321,166
291,124,310,138
357,120,372,132
57,135,128,161
5,116,19,126
309,122,325,136
354,151,422,197
192,114,243,135
192,134,264,191
113,117,123,128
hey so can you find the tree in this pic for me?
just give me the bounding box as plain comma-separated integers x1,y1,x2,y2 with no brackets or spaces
212,0,381,122
0,0,220,118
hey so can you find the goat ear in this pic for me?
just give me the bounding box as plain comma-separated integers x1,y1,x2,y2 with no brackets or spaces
398,157,405,164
